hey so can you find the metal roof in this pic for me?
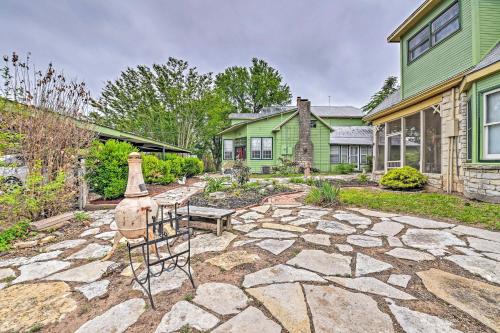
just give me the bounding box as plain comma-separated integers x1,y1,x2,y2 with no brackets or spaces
365,89,402,118
228,105,363,120
471,42,500,73
330,126,373,145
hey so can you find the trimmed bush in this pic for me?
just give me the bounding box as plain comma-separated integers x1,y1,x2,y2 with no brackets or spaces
380,166,427,190
142,154,176,185
164,153,184,177
85,140,137,199
182,157,204,177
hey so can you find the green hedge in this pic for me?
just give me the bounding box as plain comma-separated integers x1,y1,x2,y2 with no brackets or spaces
380,166,427,190
86,140,204,199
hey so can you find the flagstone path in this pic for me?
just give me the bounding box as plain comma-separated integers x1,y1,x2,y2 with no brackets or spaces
0,185,499,332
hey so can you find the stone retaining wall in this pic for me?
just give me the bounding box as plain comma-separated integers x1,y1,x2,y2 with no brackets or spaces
463,164,500,203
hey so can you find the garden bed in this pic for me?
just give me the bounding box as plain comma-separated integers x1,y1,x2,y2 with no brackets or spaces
189,184,294,209
324,178,378,188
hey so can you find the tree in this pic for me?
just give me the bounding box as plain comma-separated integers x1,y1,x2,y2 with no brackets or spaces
215,58,291,113
362,76,399,114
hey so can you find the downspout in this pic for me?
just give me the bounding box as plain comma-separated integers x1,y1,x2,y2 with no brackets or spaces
448,88,456,193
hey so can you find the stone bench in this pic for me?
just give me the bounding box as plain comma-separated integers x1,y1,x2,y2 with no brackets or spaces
176,206,235,236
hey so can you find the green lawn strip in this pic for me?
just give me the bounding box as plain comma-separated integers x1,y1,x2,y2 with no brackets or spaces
339,188,500,230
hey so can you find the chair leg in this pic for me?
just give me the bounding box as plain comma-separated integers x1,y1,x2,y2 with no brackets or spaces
216,218,222,236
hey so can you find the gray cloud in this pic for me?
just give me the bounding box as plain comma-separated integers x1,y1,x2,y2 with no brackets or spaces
0,0,420,107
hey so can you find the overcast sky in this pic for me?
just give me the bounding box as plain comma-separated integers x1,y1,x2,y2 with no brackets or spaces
1,0,421,108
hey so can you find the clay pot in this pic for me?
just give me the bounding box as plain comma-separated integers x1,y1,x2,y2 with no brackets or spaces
114,152,158,239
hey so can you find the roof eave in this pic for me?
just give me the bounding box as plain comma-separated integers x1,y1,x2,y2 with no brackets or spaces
387,0,439,43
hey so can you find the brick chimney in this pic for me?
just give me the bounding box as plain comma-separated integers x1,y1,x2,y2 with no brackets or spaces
294,97,313,173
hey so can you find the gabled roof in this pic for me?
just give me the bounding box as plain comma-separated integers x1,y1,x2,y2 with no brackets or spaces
228,105,363,120
271,111,334,132
388,0,439,43
330,126,373,145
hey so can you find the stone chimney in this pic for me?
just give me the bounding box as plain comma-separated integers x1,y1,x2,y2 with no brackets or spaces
294,97,313,173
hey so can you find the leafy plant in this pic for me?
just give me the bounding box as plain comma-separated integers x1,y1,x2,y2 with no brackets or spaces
272,157,300,176
304,181,340,207
204,177,226,193
0,220,30,252
85,140,137,199
332,163,355,174
232,159,250,185
74,211,91,223
358,173,369,183
380,166,427,190
289,177,305,184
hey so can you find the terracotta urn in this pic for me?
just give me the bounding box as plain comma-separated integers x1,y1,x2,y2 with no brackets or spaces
114,152,158,239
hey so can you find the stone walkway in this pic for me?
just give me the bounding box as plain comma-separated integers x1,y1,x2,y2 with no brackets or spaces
0,187,499,332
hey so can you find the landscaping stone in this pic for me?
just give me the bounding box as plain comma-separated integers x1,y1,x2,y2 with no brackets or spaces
347,235,382,247
242,264,325,288
427,248,449,256
386,248,435,261
257,239,295,255
387,300,463,333
446,255,500,284
120,262,142,277
67,243,111,260
349,208,399,218
402,229,465,250
46,239,86,251
233,239,258,247
95,231,117,240
392,216,454,229
451,225,500,242
0,283,5,290
76,280,110,300
483,252,500,261
0,268,16,280
233,223,258,233
134,266,193,295
281,216,298,222
80,228,100,237
316,220,356,235
155,301,219,333
387,236,404,247
272,208,293,217
467,237,500,254
46,261,115,283
209,191,226,199
454,246,481,256
334,213,372,225
175,231,237,256
304,284,394,333
239,211,264,220
335,244,353,252
355,253,393,276
289,217,320,226
205,250,260,270
387,274,411,288
371,221,404,236
90,217,114,227
417,268,500,332
262,222,306,233
26,250,63,264
298,209,329,218
0,256,29,268
246,282,311,333
251,205,271,214
301,234,331,246
13,240,39,249
193,282,248,315
364,230,382,236
246,228,298,239
327,277,415,300
0,282,77,332
212,306,281,333
13,260,71,284
287,249,351,276
76,298,146,333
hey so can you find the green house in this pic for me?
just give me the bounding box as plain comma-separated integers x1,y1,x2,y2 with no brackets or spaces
219,98,372,173
364,0,500,203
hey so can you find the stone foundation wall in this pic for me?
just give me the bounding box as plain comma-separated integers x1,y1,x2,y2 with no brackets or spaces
463,164,500,203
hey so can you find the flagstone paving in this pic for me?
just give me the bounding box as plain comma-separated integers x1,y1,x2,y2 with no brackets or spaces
0,193,499,333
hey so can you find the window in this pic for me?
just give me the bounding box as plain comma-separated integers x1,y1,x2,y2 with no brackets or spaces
484,88,500,159
251,137,273,160
223,140,233,160
431,2,459,45
360,146,372,165
408,27,430,62
349,146,359,165
341,146,349,163
408,1,460,62
387,120,402,168
423,108,441,173
376,125,385,171
404,113,421,169
467,99,472,161
310,120,317,128
331,145,341,164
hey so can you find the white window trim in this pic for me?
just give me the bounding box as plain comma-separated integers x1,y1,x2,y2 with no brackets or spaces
484,88,500,160
223,139,234,160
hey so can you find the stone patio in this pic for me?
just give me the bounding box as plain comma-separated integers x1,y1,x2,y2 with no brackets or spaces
0,186,499,333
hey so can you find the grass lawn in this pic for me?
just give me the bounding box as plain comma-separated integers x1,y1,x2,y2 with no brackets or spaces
340,188,500,230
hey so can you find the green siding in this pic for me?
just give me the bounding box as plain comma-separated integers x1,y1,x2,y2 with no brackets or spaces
324,118,364,127
401,0,474,99
477,0,500,59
